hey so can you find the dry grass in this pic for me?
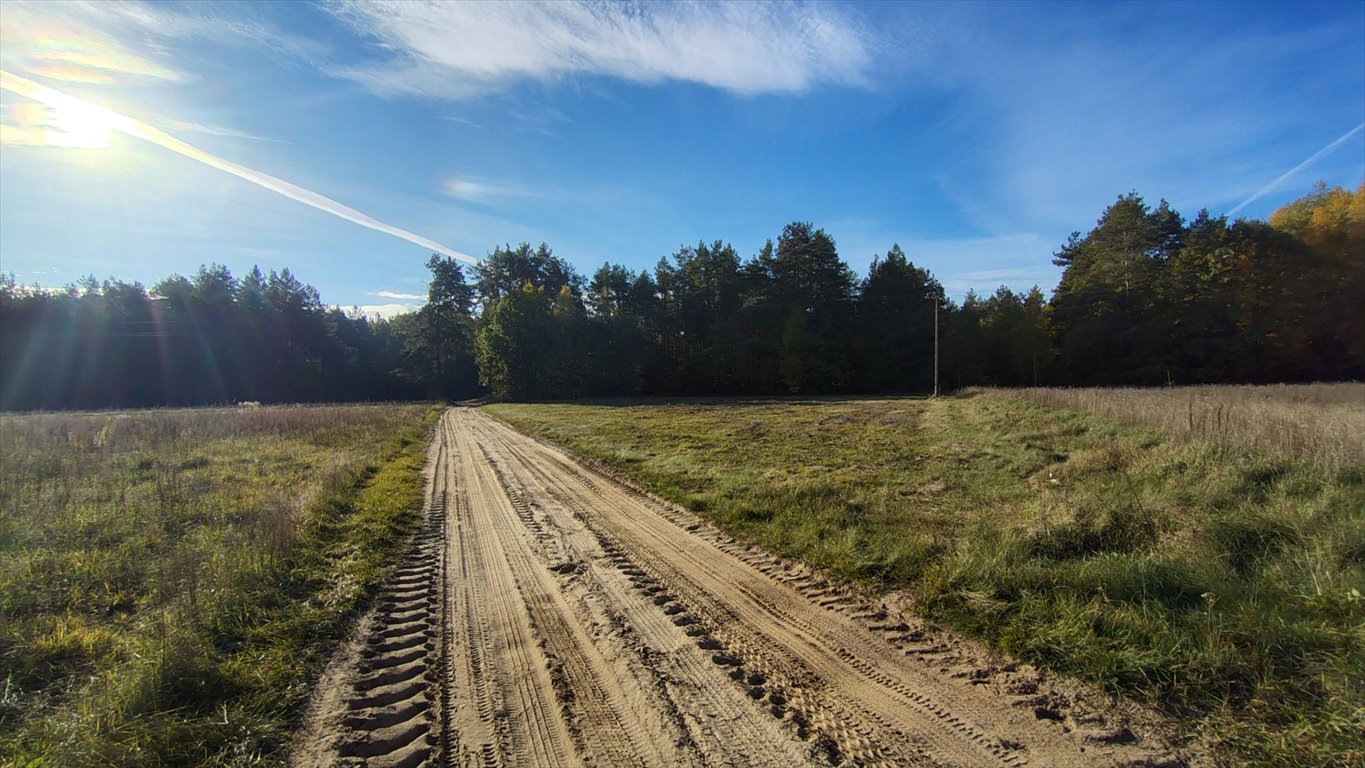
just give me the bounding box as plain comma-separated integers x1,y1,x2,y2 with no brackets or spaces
0,402,441,767
973,383,1364,468
0,402,422,448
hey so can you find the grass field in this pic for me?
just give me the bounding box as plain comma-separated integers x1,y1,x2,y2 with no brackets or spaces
984,383,1365,468
488,390,1364,767
0,403,442,767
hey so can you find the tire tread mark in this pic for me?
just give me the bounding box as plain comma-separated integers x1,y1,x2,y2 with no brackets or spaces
468,431,652,767
445,412,577,768
473,411,1031,768
480,423,820,768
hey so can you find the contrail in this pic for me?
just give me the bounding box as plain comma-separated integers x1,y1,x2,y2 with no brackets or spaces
0,69,477,264
1227,122,1365,217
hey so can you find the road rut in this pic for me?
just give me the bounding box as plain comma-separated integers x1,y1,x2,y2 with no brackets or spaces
293,408,1185,767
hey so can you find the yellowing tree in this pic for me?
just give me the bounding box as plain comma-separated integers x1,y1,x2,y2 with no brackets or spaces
1269,181,1364,258
1268,181,1365,376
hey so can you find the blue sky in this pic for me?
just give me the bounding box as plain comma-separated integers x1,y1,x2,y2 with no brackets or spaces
1,0,1362,316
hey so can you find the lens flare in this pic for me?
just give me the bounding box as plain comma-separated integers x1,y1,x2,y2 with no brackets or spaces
0,68,474,263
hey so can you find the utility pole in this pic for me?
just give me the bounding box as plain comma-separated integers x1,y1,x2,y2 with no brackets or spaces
932,299,939,398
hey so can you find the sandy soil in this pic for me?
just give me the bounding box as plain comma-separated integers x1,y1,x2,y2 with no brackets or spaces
292,407,1194,767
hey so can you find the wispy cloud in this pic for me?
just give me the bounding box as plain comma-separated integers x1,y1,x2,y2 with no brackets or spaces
834,225,1059,300
0,69,475,263
1226,123,1365,217
897,232,1059,297
0,2,183,85
327,0,873,99
373,290,426,301
442,176,544,203
930,174,1015,236
442,114,482,129
64,0,327,68
165,119,284,143
939,268,1043,298
1,1,326,86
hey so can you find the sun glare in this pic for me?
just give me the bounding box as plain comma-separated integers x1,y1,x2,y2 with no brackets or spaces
43,98,117,148
1,70,134,150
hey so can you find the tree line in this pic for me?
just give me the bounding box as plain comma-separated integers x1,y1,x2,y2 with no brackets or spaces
0,261,480,410
1,182,1359,410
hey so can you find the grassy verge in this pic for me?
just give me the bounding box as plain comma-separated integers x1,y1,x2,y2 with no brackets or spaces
487,394,1363,767
0,403,442,767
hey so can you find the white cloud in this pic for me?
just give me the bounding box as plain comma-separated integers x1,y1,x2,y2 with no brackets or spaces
327,0,873,99
357,302,419,319
373,290,426,300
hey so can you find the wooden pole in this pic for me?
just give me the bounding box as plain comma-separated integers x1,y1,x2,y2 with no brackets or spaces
933,299,939,397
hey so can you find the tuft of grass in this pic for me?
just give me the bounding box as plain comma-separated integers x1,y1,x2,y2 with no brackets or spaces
487,393,1364,767
0,403,442,767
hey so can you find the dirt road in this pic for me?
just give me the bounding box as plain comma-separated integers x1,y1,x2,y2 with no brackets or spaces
293,408,1184,767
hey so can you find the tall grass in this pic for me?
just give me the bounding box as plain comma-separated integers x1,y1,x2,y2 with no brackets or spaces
490,394,1364,767
974,383,1364,468
0,403,441,767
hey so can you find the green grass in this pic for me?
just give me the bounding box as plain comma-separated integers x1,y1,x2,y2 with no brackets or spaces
486,394,1364,767
0,403,442,767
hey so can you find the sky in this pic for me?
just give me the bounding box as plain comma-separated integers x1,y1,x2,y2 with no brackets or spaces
1,1,1362,317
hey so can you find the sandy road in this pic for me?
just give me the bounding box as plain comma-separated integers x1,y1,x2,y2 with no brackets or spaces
293,408,1183,768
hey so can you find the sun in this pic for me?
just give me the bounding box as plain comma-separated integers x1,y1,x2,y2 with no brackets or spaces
43,97,119,149
3,69,140,153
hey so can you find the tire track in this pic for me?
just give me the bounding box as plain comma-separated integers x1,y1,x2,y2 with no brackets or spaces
471,415,813,768
297,408,1182,768
468,416,918,766
452,414,658,766
291,430,447,768
468,409,1185,768
443,413,576,768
